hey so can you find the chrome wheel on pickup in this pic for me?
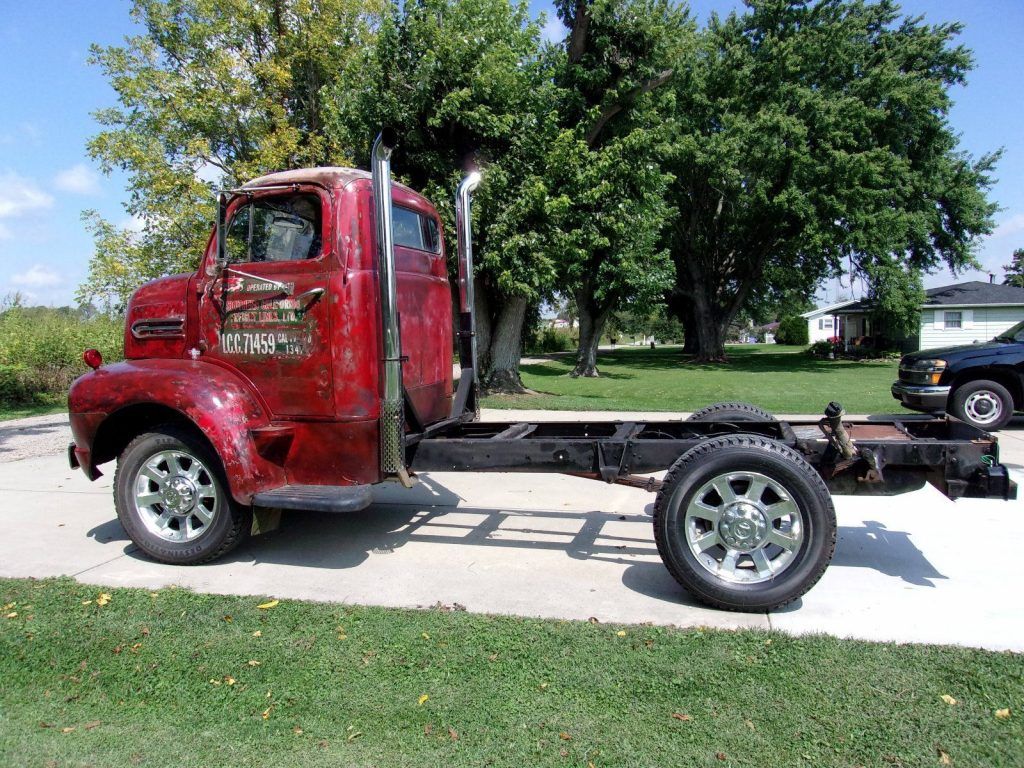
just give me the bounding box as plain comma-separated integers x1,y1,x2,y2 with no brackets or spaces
114,425,250,564
950,379,1014,431
654,435,836,611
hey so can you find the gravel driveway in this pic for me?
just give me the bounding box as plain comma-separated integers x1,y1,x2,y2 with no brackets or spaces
0,412,71,462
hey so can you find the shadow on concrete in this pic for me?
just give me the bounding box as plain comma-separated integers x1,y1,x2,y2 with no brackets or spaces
830,520,947,587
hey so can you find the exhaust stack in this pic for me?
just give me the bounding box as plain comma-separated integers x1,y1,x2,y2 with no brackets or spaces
451,171,482,418
371,129,411,484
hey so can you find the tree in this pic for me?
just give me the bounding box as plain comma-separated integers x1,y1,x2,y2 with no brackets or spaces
324,0,561,392
1004,248,1024,288
552,0,690,377
775,315,809,345
82,0,380,309
664,0,998,361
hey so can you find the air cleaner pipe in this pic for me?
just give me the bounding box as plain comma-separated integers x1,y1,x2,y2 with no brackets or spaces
455,171,482,385
371,128,410,483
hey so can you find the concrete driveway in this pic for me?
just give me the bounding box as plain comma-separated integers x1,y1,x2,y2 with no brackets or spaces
1,410,1022,651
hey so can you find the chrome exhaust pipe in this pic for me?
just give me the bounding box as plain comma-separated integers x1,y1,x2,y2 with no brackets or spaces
371,128,410,484
456,171,482,387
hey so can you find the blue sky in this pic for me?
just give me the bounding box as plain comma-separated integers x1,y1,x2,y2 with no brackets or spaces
0,0,1021,307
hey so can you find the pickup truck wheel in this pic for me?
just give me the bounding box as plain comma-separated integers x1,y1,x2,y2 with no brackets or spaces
653,435,836,611
949,380,1014,430
114,426,250,565
686,402,776,422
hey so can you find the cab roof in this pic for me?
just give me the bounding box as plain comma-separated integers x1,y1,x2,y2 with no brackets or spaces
243,166,420,198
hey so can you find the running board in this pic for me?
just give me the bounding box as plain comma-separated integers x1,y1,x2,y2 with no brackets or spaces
252,484,374,513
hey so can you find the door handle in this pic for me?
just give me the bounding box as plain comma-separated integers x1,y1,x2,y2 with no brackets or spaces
295,287,326,315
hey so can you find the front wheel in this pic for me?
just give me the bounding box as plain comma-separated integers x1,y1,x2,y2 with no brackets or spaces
949,379,1014,431
653,435,836,611
114,425,250,564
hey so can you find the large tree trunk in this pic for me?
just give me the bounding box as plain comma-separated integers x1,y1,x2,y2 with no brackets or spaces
570,303,609,377
472,274,492,375
484,294,528,393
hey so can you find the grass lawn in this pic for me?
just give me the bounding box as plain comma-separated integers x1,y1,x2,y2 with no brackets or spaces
1,578,1019,767
485,345,901,415
0,401,66,422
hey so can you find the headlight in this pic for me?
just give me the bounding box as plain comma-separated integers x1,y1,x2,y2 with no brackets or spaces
900,359,947,385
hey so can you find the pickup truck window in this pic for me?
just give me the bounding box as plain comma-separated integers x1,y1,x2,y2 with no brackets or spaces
226,193,322,263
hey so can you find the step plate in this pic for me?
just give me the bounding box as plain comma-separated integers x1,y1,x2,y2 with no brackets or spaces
253,484,374,513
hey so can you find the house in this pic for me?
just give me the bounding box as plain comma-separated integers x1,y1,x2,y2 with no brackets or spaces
801,300,858,343
832,280,1024,352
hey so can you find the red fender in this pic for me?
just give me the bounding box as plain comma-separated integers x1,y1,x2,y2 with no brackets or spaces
68,359,287,504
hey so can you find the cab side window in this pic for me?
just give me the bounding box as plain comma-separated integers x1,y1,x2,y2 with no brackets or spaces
392,205,441,254
225,193,322,263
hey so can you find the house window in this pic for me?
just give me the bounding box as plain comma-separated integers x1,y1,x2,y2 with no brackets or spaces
820,318,833,330
944,311,962,329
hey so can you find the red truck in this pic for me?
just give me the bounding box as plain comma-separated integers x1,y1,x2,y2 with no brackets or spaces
68,132,1016,612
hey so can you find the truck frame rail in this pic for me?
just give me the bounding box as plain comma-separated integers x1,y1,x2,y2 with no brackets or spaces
409,416,1016,501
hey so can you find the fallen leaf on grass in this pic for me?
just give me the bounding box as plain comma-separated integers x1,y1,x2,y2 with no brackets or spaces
224,676,236,686
318,739,329,748
940,694,958,705
81,600,92,606
616,630,626,637
560,748,569,757
252,630,262,637
61,727,75,734
995,708,1011,720
559,732,572,741
347,726,362,742
671,713,692,722
448,727,458,741
2,602,14,610
83,720,101,730
262,706,274,720
293,726,303,735
744,719,755,731
96,593,111,607
937,749,951,765
418,694,430,706
223,615,233,623
421,632,430,640
588,617,600,624
257,599,279,610
488,653,498,662
424,723,433,736
248,660,261,667
4,612,16,619
715,752,727,761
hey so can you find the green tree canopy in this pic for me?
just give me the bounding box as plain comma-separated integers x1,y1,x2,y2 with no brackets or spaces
82,0,380,309
1004,248,1024,288
664,0,998,360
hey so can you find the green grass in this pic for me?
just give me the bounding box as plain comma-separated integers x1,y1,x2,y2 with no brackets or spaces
2,578,1020,767
484,345,901,414
0,401,66,421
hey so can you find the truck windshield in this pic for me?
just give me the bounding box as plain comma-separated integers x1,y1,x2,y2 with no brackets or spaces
226,193,322,263
994,320,1024,343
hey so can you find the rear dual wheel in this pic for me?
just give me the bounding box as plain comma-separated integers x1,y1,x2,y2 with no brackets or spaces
654,435,836,611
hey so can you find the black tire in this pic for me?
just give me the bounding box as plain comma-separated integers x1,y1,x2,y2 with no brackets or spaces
114,424,251,565
653,435,836,611
686,401,777,422
948,379,1014,431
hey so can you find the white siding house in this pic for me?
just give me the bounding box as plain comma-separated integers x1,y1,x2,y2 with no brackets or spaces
920,305,1024,349
802,300,857,343
832,281,1024,352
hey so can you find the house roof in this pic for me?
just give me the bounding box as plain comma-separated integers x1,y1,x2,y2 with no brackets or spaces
834,280,1024,314
801,299,858,318
922,280,1024,306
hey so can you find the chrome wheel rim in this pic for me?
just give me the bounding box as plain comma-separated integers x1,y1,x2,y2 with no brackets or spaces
133,450,218,543
683,471,804,584
964,391,1002,426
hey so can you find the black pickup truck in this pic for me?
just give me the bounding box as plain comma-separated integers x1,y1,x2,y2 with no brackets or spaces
892,319,1024,429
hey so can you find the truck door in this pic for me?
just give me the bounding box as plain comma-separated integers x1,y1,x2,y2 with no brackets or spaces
197,188,335,418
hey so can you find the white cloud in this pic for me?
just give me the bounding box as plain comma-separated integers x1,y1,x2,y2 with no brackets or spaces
0,171,54,218
991,212,1024,240
120,214,146,233
54,163,101,195
11,264,63,288
540,15,567,45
